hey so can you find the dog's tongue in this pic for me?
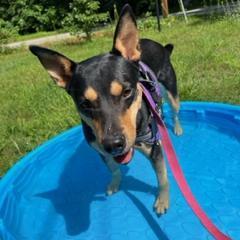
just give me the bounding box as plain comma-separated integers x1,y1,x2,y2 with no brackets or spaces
115,148,134,164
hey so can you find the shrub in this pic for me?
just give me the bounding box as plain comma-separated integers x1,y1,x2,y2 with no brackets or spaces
6,0,43,34
0,0,66,34
63,0,108,40
0,19,19,44
138,12,176,31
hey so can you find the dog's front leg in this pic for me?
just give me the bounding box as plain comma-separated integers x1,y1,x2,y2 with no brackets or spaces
100,155,122,196
136,142,169,215
151,142,169,215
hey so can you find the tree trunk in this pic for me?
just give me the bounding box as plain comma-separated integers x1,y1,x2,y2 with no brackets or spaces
161,0,169,18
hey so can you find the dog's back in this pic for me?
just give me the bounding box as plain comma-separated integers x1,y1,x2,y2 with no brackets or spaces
140,39,178,98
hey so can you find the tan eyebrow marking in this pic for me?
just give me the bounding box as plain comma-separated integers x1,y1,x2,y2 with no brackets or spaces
110,80,123,96
119,84,142,146
84,87,98,101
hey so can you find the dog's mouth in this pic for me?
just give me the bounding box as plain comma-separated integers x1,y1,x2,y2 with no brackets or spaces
114,148,134,165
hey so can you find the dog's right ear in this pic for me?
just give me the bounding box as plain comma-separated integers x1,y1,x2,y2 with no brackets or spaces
112,4,140,61
29,45,75,88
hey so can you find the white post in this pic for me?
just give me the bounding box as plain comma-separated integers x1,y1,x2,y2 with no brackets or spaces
178,0,188,23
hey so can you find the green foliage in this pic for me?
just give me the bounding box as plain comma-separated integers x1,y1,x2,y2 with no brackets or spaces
10,1,45,33
0,0,68,34
138,12,176,31
138,12,158,30
63,0,108,40
5,0,59,34
0,0,239,36
0,19,19,44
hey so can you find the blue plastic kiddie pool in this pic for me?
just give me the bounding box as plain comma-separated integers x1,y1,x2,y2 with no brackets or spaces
0,102,239,240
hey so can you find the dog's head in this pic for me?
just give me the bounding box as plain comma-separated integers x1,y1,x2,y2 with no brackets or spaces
30,5,142,164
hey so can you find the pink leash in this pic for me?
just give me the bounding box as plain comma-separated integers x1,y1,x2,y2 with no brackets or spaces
140,83,231,240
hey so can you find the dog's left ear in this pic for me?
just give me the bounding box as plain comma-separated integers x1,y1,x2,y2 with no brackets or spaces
112,4,140,61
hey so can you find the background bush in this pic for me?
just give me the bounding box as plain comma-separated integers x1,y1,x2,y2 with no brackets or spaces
63,0,108,40
0,0,68,34
1,0,239,37
0,19,19,44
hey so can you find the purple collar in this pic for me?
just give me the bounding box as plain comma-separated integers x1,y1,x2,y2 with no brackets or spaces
139,61,162,99
135,61,162,144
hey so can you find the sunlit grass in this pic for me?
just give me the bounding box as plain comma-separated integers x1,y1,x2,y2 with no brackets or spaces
0,15,240,176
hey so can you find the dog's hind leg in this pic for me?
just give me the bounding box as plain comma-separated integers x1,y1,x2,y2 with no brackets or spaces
158,58,183,136
159,83,183,136
136,142,169,215
101,155,122,196
166,91,183,136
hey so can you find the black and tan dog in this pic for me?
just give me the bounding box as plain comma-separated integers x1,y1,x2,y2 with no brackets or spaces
30,5,182,215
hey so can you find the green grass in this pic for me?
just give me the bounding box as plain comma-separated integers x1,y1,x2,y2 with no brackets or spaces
0,16,240,176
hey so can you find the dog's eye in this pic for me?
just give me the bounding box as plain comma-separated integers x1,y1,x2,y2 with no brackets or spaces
79,100,92,109
122,88,133,99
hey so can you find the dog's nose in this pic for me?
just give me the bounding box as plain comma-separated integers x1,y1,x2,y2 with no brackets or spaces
102,135,125,155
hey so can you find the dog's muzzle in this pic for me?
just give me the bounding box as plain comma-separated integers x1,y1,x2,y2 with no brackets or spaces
102,135,134,164
102,134,126,156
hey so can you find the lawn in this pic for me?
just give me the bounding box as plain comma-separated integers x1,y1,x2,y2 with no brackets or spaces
0,15,240,176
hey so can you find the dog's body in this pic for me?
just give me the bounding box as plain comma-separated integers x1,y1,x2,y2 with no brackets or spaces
30,5,182,215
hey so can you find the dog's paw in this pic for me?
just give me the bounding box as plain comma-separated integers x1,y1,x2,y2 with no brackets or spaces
106,172,121,196
174,123,183,136
154,187,169,215
106,181,120,195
